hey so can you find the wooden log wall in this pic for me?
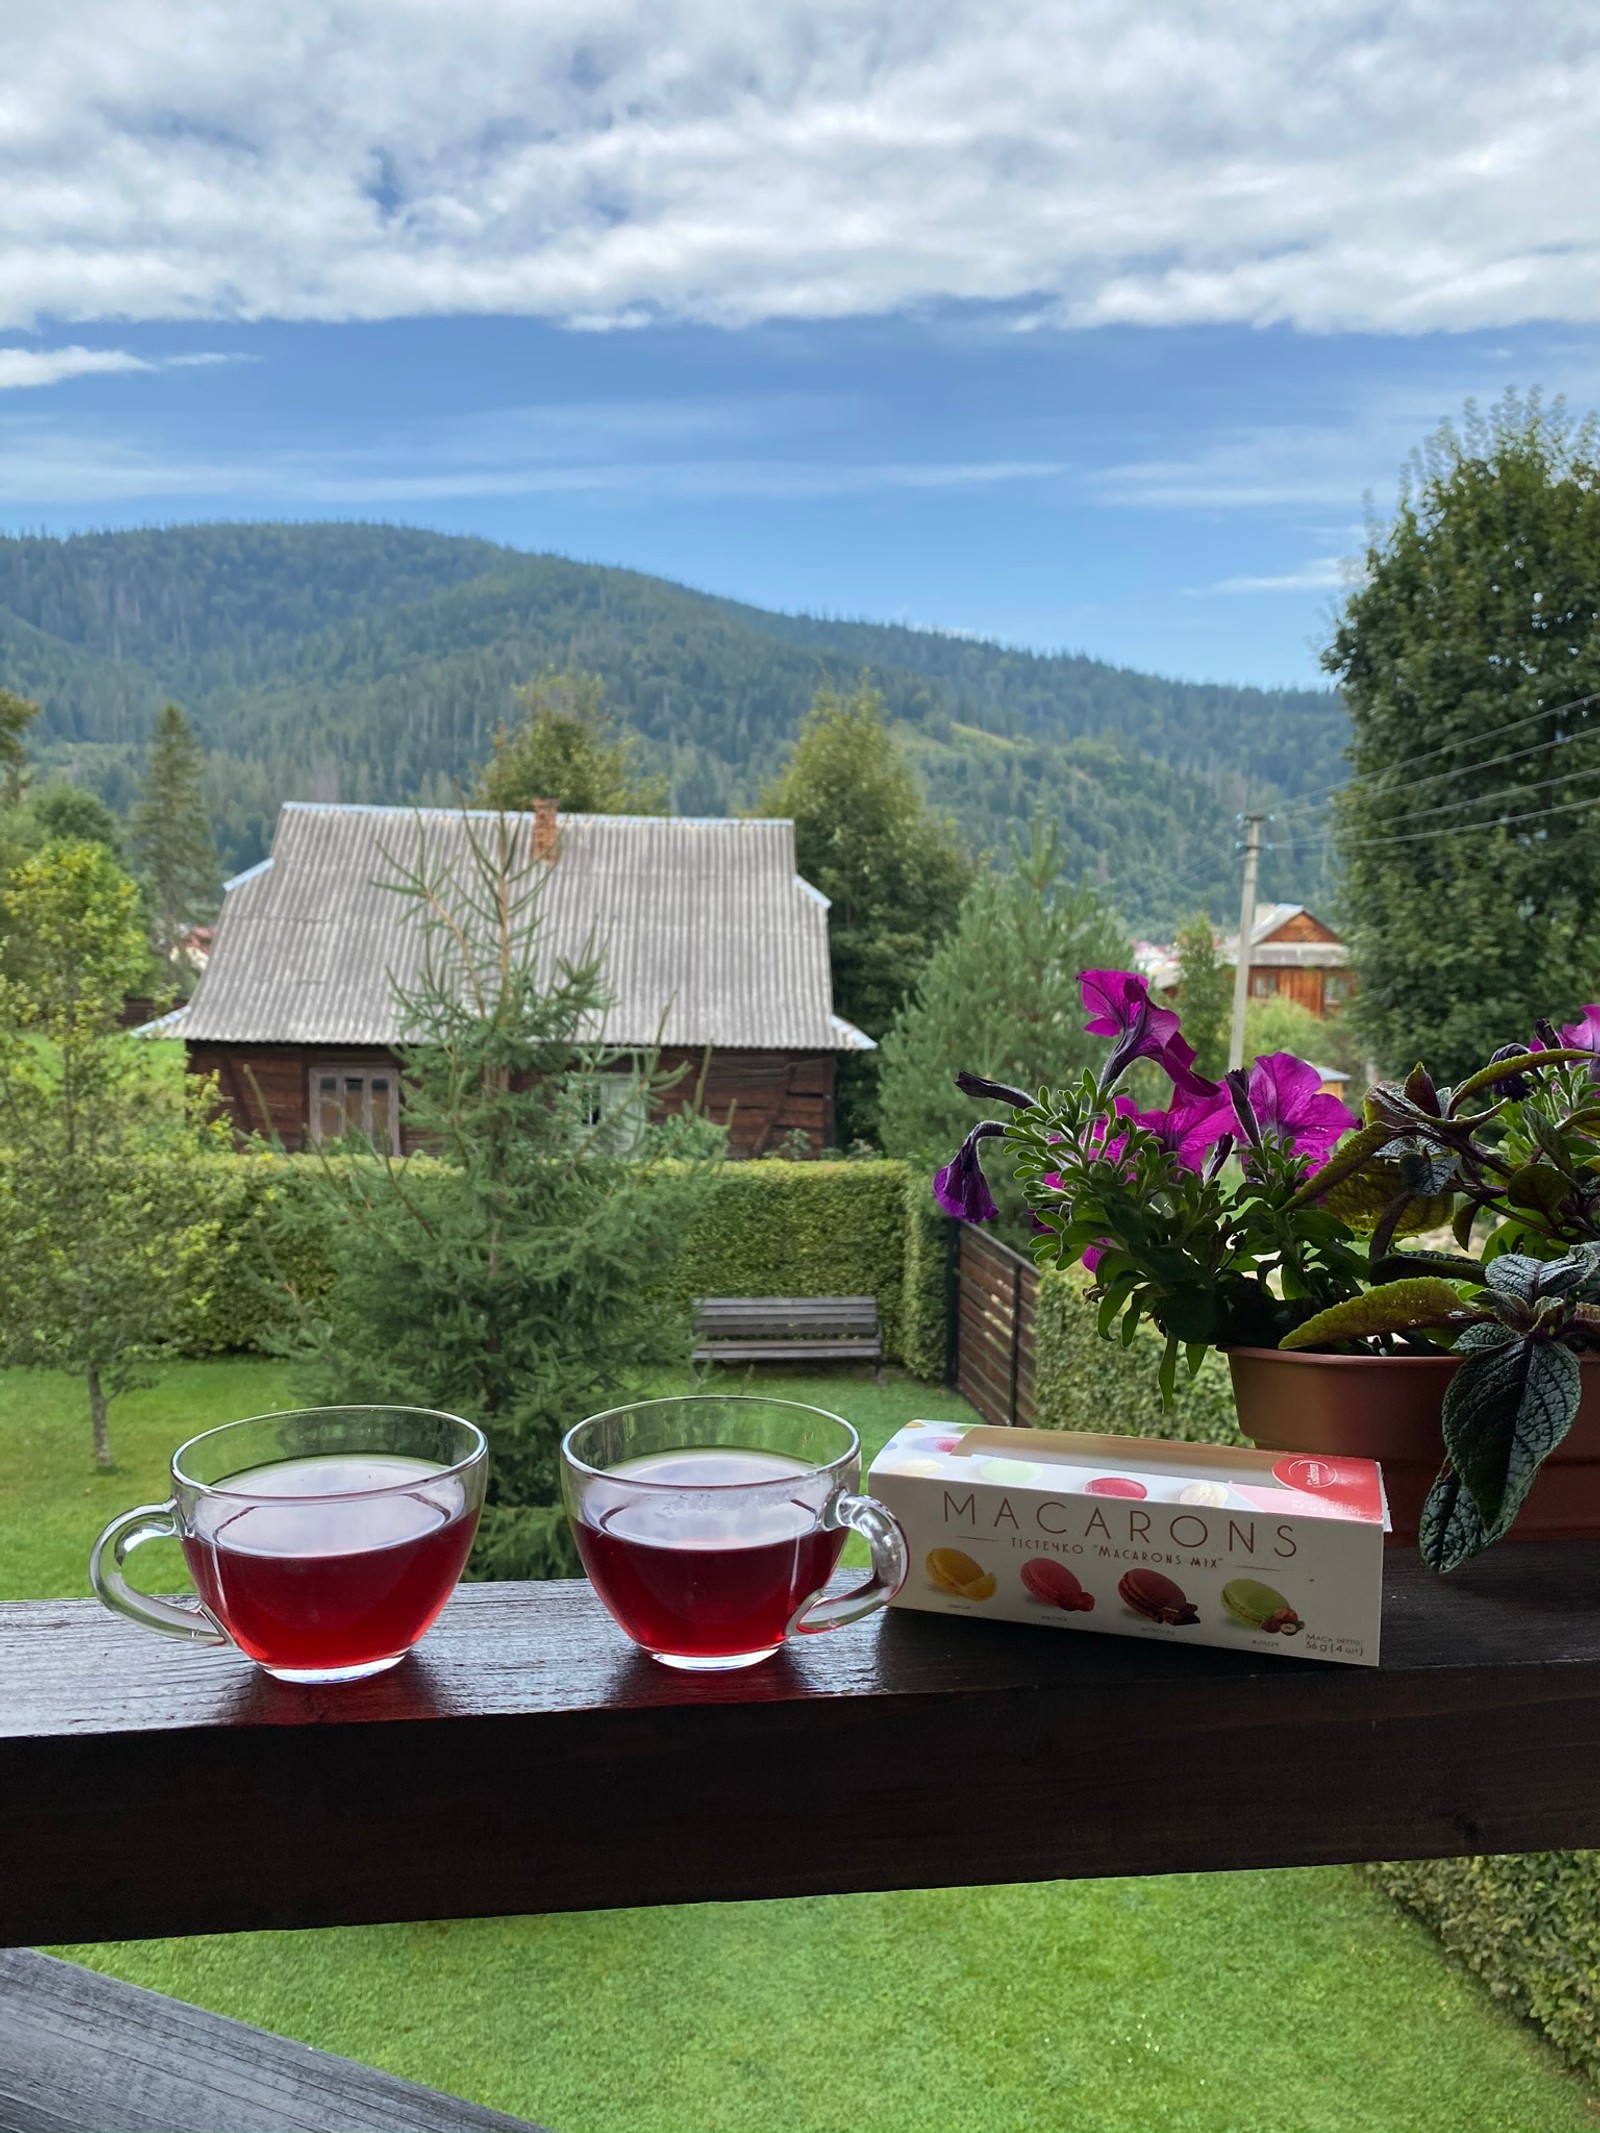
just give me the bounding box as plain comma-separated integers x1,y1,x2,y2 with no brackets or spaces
954,1226,1037,1427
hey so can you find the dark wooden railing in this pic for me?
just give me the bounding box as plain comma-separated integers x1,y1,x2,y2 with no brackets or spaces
9,1549,1600,1953
952,1225,1037,1425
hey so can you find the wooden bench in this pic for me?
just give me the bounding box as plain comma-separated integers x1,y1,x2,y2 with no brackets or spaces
0,1949,545,2133
692,1294,883,1370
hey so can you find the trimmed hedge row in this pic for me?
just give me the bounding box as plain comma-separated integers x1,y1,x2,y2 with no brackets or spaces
177,1154,943,1373
1032,1266,1244,1446
1372,1854,1600,2084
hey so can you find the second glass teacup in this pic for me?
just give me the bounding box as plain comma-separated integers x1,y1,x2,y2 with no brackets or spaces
562,1394,908,1670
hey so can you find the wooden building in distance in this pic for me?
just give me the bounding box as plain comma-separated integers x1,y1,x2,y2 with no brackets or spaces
1140,903,1353,1019
162,802,873,1157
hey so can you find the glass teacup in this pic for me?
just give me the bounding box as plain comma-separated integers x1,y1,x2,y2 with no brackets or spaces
562,1394,908,1670
90,1406,487,1683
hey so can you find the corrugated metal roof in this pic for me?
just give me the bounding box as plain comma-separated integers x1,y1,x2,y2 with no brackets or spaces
173,804,874,1052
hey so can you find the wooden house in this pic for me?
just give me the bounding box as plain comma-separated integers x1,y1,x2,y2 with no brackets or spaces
1229,903,1353,1016
160,802,873,1157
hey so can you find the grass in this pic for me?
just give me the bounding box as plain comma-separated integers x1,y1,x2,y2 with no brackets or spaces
10,1360,1599,2132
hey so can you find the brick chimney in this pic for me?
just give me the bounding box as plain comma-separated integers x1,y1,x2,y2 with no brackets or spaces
531,796,559,863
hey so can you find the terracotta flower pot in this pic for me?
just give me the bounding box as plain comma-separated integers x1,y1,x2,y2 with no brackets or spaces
1226,1347,1600,1546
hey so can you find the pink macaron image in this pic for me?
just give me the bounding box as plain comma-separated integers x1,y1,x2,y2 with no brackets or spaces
1084,1475,1147,1499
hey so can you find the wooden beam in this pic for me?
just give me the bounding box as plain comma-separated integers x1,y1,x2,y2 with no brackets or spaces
0,1951,546,2133
6,1547,1600,1947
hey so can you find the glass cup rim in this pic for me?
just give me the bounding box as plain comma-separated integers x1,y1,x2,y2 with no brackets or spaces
170,1404,488,1501
563,1393,860,1487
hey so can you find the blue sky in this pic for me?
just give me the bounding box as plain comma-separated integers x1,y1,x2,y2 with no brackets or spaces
3,2,1599,688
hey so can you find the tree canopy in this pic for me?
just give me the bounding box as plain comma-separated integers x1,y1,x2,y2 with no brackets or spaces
1326,391,1600,1077
475,669,666,815
760,680,974,1140
876,818,1128,1228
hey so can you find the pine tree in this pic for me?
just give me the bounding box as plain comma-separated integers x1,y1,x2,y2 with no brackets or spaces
876,819,1128,1233
131,704,221,980
476,669,666,814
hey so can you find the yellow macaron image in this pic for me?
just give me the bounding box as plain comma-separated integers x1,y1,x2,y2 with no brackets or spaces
926,1547,997,1601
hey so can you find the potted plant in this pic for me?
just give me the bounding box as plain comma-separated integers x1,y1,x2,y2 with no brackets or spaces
938,975,1600,1569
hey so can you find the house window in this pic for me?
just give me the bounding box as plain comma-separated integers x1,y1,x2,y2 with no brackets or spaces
575,1073,647,1154
1325,972,1351,1007
310,1065,401,1153
1251,970,1277,998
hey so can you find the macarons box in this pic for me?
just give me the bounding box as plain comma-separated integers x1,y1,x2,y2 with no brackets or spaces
868,1422,1388,1667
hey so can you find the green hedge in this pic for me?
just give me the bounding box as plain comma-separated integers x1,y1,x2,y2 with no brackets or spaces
1032,1266,1244,1446
177,1154,944,1375
1373,1854,1600,2083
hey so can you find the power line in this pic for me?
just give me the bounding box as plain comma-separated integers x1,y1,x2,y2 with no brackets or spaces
1274,784,1600,854
1271,706,1600,823
1275,754,1600,844
1266,684,1600,819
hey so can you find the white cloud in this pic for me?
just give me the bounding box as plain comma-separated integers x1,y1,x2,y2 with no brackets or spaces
0,346,151,389
1210,557,1349,594
3,3,1600,336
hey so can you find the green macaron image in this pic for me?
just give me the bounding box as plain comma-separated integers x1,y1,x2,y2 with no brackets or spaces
1222,1579,1303,1636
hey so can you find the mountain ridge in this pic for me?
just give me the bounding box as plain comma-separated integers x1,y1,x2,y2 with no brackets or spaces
0,522,1344,931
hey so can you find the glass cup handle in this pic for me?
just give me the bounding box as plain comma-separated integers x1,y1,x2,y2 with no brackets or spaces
792,1493,909,1636
89,1501,228,1645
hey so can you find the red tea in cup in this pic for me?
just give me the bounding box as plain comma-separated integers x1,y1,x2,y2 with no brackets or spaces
563,1397,907,1671
91,1407,487,1683
182,1453,479,1677
571,1448,847,1661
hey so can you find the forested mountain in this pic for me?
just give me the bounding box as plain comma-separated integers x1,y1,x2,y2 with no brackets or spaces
0,523,1343,932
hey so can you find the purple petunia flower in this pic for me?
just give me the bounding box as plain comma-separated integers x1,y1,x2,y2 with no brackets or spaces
1078,969,1218,1099
1229,1052,1358,1166
1559,1007,1600,1079
934,1120,1007,1222
1111,1089,1235,1172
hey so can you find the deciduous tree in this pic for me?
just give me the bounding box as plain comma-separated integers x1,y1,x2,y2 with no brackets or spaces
0,841,223,1465
476,668,666,815
761,680,974,1140
1327,391,1600,1078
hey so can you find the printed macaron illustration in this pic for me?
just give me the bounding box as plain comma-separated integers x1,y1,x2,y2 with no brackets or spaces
1119,1568,1199,1626
1021,1559,1095,1612
926,1547,997,1602
1222,1579,1303,1636
1085,1475,1147,1499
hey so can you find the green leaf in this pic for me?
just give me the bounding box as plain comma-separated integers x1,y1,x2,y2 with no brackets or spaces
1282,1122,1396,1210
1441,1335,1582,1539
1419,1462,1492,1572
1448,1047,1598,1110
1279,1278,1470,1351
1505,1164,1574,1216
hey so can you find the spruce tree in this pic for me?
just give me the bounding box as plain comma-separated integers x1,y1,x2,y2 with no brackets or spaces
131,703,221,980
282,810,719,1577
1172,914,1231,1081
0,688,38,807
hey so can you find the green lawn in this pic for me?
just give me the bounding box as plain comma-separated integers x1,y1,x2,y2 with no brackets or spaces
10,1361,1598,2133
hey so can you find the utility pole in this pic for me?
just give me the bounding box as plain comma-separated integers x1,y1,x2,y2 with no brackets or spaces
1227,813,1265,1072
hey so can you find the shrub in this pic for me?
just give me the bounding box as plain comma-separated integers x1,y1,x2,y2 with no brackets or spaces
1373,1853,1600,2084
1033,1266,1243,1446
